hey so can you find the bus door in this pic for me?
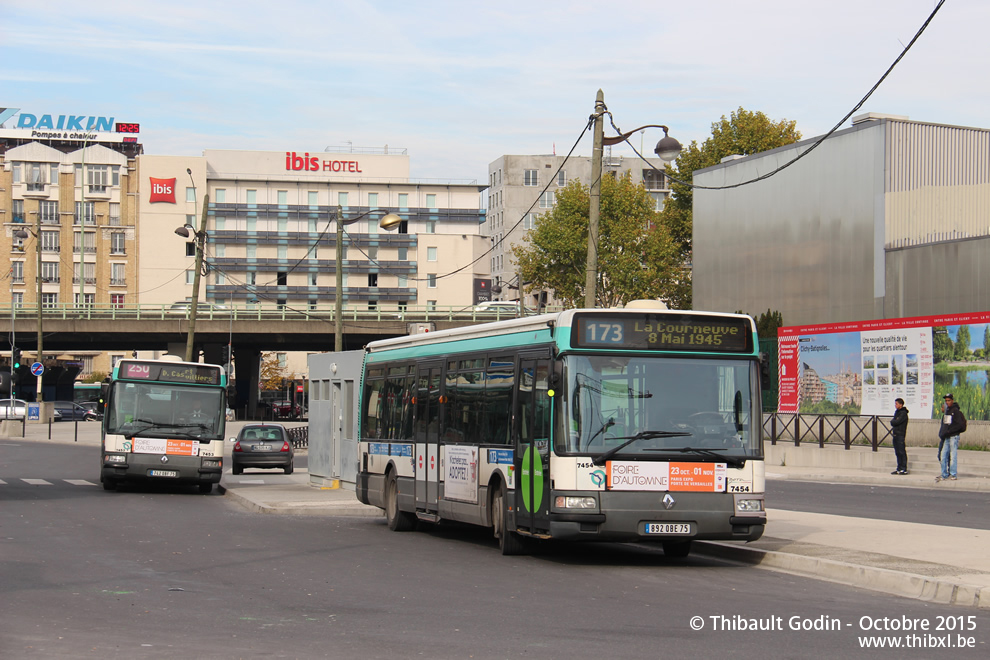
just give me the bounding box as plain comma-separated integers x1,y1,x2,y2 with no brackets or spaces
514,352,552,536
414,362,442,512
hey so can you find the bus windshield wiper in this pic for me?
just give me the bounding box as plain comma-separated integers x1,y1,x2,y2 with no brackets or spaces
656,446,745,468
584,418,615,450
591,430,692,466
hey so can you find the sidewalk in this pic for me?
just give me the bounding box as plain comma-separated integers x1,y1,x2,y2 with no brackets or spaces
5,421,989,608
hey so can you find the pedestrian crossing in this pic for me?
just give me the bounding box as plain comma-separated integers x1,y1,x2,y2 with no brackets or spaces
0,478,98,486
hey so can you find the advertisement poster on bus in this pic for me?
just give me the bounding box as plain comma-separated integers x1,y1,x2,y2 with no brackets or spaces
777,311,990,421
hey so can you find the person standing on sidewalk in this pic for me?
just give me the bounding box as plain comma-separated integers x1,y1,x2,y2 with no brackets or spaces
936,393,965,482
890,398,909,475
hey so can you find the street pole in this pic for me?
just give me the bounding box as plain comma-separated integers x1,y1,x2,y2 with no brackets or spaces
335,205,344,353
36,200,43,402
584,89,605,309
79,139,86,309
184,193,209,362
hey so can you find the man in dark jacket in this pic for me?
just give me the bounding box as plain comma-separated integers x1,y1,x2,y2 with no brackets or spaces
936,393,965,482
890,398,909,475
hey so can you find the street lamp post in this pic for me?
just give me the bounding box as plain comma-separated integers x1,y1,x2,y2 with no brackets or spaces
333,207,402,352
174,168,209,362
12,222,44,401
583,89,683,308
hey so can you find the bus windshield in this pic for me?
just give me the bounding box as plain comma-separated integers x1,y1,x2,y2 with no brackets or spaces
106,381,225,440
560,354,761,459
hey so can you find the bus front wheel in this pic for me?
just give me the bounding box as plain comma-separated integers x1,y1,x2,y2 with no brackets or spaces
385,473,416,532
492,484,527,556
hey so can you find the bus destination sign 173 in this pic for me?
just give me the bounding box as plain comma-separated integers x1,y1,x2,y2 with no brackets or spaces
572,313,753,353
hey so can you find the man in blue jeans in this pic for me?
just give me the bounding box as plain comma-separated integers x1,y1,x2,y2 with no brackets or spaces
936,393,965,482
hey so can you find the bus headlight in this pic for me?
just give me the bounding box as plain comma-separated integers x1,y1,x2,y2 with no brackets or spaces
735,498,764,513
554,496,597,509
202,459,221,468
104,454,126,463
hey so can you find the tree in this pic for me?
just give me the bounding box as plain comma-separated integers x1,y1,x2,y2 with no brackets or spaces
954,325,971,361
932,326,953,363
658,108,802,304
259,352,289,391
512,172,686,309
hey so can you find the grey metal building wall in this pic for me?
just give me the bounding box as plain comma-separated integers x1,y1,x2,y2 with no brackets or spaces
694,116,990,326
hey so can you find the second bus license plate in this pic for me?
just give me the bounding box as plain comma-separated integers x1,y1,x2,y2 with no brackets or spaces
148,469,178,478
644,523,692,535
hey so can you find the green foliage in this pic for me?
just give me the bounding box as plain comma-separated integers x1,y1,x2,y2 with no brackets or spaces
83,371,107,384
741,308,784,339
657,108,801,306
799,399,861,415
932,327,953,363
260,352,289,391
512,172,686,309
954,325,971,361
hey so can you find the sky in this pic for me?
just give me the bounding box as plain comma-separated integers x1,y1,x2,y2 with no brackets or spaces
2,0,985,184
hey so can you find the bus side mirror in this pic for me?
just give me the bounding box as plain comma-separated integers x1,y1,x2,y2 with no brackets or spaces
759,352,771,390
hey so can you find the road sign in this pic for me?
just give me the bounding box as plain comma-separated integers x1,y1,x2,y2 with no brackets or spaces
31,362,45,376
27,403,40,421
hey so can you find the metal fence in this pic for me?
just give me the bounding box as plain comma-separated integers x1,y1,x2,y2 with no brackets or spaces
287,426,308,449
763,413,893,451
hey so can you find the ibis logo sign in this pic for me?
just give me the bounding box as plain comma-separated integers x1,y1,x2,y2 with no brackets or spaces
149,177,176,204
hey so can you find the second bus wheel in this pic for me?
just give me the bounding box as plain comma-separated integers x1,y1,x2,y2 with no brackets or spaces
385,473,416,531
492,483,529,556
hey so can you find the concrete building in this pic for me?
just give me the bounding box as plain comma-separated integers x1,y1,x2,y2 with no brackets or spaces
486,152,672,307
0,115,142,381
693,113,990,325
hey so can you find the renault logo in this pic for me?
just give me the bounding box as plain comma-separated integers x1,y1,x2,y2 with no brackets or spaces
161,455,169,464
662,493,676,509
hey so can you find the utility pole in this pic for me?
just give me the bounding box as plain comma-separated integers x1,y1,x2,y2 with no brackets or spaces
584,89,605,309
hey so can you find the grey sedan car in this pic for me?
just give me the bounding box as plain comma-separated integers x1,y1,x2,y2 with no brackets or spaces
230,423,294,475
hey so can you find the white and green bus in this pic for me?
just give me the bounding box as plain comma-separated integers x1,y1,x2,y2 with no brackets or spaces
100,359,227,493
357,303,768,556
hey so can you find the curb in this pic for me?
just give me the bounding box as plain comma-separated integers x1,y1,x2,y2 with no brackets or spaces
218,485,384,517
695,541,989,609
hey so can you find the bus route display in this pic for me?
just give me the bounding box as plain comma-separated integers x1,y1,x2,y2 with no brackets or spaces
119,360,223,386
572,313,753,353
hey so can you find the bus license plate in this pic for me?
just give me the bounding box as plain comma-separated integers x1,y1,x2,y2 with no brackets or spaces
644,523,691,535
148,469,178,478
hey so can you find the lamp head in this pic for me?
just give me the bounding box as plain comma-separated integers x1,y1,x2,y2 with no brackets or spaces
378,213,402,231
654,128,683,162
174,226,191,238
13,229,29,240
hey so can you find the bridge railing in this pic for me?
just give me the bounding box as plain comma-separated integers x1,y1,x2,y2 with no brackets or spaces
0,302,565,323
763,412,893,451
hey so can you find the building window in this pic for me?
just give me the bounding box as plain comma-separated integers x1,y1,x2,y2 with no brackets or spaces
246,190,256,205
111,293,125,308
186,270,195,284
26,162,47,191
109,202,121,226
398,193,408,208
41,292,59,309
539,191,554,208
11,262,24,284
524,170,538,186
215,189,226,203
186,187,195,203
246,245,257,259
216,217,225,230
427,274,437,288
41,261,59,284
277,245,287,259
245,272,256,285
397,275,407,288
368,192,379,209
398,247,408,260
643,169,667,190
40,201,58,224
215,244,225,257
308,191,318,207
367,219,378,235
88,165,109,194
426,193,437,208
557,171,566,186
427,247,437,261
215,271,225,285
277,353,287,368
523,213,535,230
41,231,60,253
75,293,95,307
425,221,436,234
12,292,23,307
108,232,125,255
76,262,95,285
12,199,25,223
111,165,120,186
185,242,196,257
427,300,437,311
277,271,287,285
337,192,348,207
111,263,126,285
650,192,665,212
309,272,318,286
368,273,378,287
277,190,288,206
76,355,94,375
75,202,95,225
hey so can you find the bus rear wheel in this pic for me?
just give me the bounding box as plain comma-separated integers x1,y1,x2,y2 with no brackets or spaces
199,483,213,494
492,484,528,555
385,473,416,532
101,478,116,491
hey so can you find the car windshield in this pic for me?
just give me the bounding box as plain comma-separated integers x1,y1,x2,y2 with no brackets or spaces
559,354,762,460
105,381,225,440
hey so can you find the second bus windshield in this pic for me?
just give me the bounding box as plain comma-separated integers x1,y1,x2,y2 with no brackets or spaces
561,355,761,458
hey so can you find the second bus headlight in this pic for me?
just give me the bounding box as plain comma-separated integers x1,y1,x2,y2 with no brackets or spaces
555,496,597,509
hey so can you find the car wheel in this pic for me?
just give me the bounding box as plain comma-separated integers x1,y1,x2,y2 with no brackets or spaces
284,463,294,475
232,463,243,475
385,473,416,531
492,483,528,555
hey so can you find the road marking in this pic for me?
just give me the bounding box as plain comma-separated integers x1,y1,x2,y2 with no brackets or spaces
236,479,266,484
65,479,97,486
0,479,6,484
22,478,52,485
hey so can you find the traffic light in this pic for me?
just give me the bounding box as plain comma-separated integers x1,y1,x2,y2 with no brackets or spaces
12,347,21,370
221,345,231,365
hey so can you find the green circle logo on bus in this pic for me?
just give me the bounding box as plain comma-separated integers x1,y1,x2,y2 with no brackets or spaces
520,445,544,513
590,469,606,487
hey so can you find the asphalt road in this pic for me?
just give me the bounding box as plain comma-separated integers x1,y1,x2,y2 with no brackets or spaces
2,441,989,658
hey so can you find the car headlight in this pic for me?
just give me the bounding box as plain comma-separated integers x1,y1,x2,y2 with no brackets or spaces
554,496,597,509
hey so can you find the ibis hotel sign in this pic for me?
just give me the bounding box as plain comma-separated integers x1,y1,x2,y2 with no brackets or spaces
286,151,363,173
